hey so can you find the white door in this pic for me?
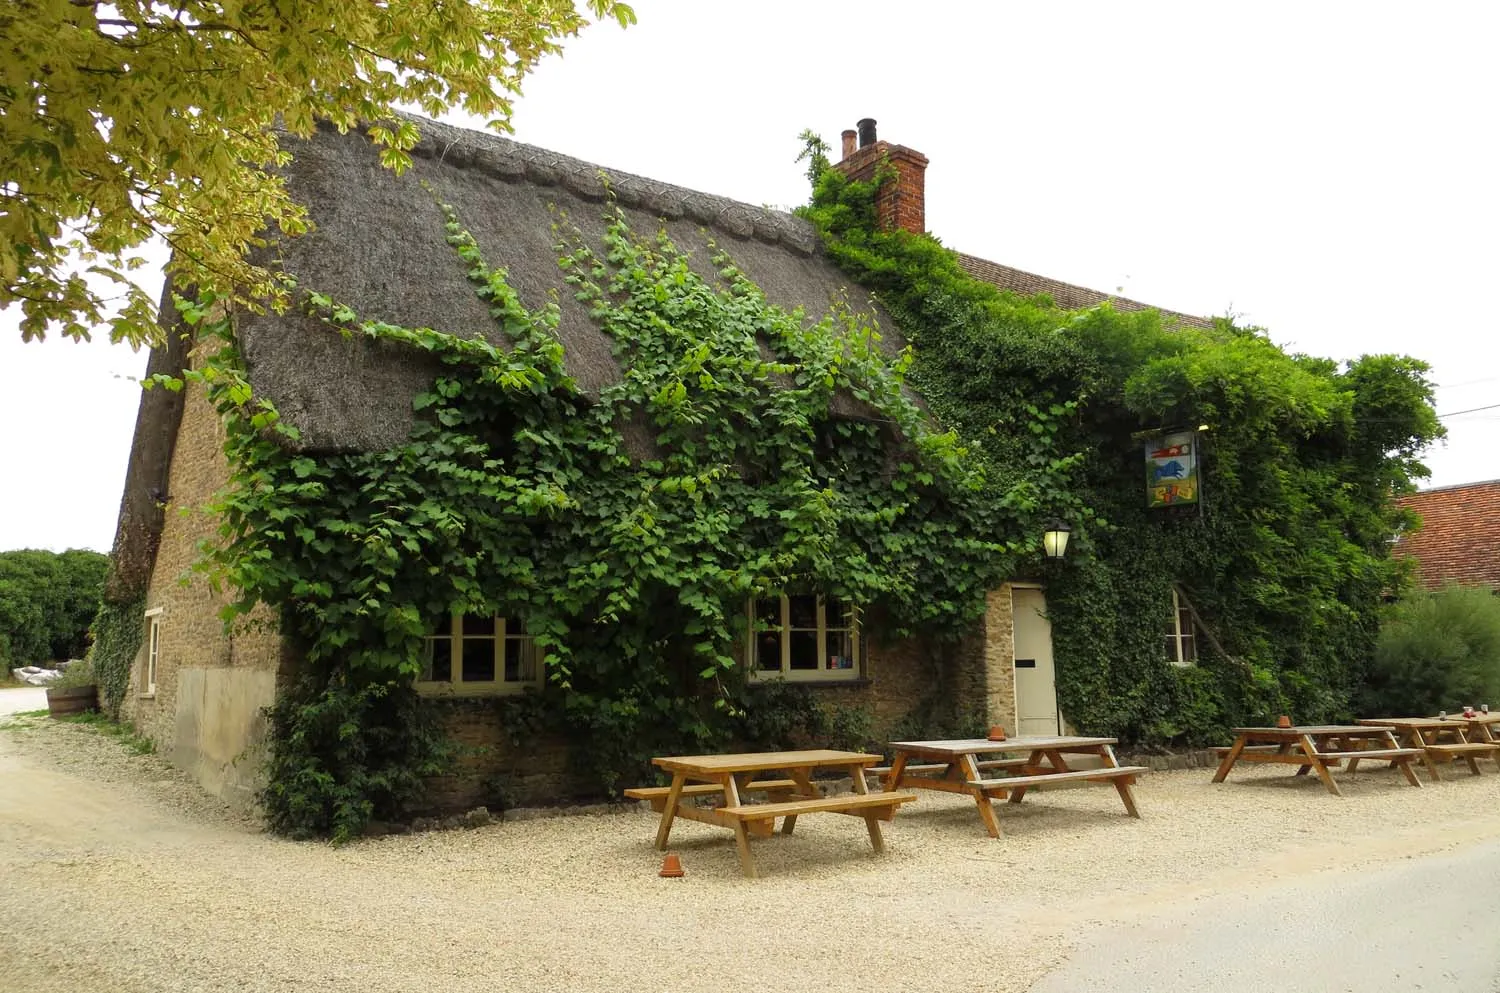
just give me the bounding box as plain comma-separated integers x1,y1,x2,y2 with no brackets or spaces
1012,588,1060,737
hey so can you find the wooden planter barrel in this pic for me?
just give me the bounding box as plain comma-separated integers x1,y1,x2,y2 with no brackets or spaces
46,684,99,718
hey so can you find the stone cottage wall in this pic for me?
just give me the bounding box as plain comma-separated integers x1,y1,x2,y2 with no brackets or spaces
804,627,986,741
120,366,285,810
414,617,1001,813
117,359,1029,817
982,585,1019,733
417,592,1024,813
418,703,587,814
838,586,1021,739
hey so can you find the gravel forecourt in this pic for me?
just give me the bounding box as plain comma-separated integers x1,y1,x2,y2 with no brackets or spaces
4,697,1500,993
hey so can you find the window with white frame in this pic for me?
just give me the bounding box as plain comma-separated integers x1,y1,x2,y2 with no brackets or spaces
748,595,860,681
1165,588,1198,666
142,608,162,696
418,614,542,695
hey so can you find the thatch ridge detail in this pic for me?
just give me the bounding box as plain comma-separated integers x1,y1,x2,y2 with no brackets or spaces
398,116,820,255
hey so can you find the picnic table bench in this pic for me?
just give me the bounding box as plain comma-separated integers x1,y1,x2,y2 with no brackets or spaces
624,779,800,809
869,757,1030,780
1436,711,1500,752
1212,725,1423,796
631,750,917,878
882,736,1146,838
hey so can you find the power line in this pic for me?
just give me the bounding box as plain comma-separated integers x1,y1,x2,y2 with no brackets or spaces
1438,403,1500,418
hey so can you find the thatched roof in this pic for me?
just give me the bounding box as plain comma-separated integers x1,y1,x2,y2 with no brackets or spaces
111,115,1221,591
237,115,894,453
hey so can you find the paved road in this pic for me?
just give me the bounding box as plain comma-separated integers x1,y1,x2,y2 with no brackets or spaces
0,686,47,716
1030,836,1500,992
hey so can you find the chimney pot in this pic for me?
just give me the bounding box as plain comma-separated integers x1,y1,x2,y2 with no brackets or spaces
840,129,857,160
832,119,928,235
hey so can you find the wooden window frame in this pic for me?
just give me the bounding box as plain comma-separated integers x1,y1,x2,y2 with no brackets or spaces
747,594,861,683
1166,588,1198,667
142,608,163,697
417,614,542,697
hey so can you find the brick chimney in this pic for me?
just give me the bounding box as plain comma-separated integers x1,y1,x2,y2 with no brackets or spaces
833,117,929,235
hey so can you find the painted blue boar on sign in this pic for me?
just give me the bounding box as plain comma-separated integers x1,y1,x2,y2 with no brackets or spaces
1146,431,1199,507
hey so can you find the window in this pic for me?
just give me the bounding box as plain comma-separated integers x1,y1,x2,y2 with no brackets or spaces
1165,588,1198,666
142,608,163,696
748,595,860,682
418,614,542,695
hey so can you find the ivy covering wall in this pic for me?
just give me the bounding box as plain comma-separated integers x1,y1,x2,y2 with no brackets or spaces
795,136,1443,745
192,203,1013,839
90,596,145,715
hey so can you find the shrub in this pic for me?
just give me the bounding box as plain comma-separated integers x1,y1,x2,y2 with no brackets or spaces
1361,585,1500,716
50,655,97,690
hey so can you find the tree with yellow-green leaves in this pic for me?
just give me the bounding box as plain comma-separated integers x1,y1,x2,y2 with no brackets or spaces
0,0,634,346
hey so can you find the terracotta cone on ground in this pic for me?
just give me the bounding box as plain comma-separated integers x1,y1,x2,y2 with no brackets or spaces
659,853,684,878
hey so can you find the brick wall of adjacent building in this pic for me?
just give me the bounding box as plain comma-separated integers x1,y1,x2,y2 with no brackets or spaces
120,352,285,808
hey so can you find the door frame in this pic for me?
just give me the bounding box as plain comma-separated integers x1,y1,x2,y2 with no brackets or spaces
1010,583,1061,737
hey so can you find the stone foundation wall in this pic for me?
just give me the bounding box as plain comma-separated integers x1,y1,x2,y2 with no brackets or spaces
416,698,591,813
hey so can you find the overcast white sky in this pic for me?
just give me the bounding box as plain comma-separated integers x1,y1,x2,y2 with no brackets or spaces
3,1,1497,554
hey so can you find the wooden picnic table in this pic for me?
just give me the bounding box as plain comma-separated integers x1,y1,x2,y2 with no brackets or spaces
1356,717,1500,781
877,736,1146,838
1211,725,1423,796
1439,710,1500,745
625,750,916,878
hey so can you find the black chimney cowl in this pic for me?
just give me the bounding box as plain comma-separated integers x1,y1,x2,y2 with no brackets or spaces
856,118,877,148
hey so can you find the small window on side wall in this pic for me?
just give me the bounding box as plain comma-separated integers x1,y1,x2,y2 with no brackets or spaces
748,595,861,682
418,613,542,696
1165,588,1198,667
142,608,163,696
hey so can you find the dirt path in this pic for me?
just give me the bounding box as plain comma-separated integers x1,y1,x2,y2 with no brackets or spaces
4,707,1500,993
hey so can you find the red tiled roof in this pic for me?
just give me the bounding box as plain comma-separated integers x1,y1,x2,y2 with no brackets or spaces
955,253,1217,332
1394,479,1500,590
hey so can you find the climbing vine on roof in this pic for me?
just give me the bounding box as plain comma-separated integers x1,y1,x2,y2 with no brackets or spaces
192,198,1010,840
795,133,1444,744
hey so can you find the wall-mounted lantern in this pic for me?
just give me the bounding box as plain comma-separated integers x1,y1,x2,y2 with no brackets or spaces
1042,519,1072,560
